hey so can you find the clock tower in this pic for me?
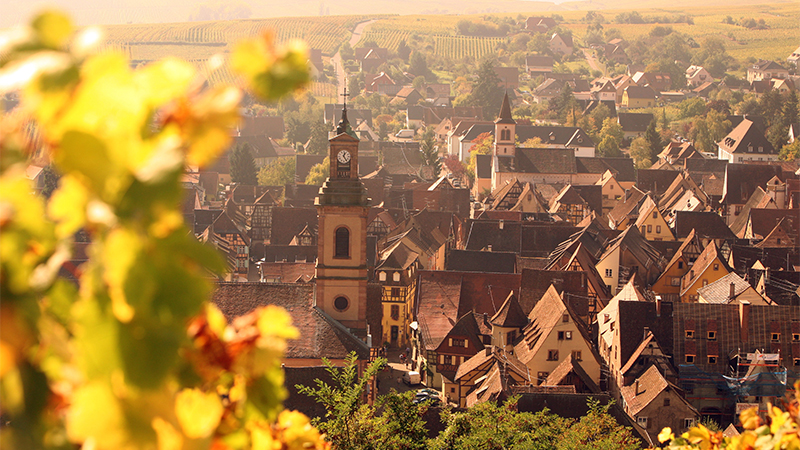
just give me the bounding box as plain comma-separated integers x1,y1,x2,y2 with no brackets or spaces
315,101,370,332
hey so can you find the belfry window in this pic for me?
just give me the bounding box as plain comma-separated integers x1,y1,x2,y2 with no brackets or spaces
335,227,350,258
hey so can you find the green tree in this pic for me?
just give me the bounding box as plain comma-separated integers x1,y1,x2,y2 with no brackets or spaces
409,51,430,79
644,119,663,163
229,142,259,185
768,90,798,152
779,139,800,161
420,128,442,178
307,120,330,155
629,136,652,168
340,41,355,62
296,353,393,450
258,156,296,186
397,40,411,61
305,156,330,185
470,60,505,120
597,135,622,157
466,131,493,180
557,399,640,450
688,109,731,154
596,117,624,157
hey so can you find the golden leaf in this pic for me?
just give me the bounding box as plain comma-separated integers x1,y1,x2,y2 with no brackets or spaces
175,388,223,439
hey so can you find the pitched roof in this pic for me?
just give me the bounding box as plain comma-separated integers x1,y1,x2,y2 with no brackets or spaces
607,186,647,228
544,353,602,393
736,189,778,241
619,365,670,416
673,211,736,241
617,113,654,133
623,85,657,99
696,272,755,303
599,225,665,273
721,163,784,205
495,92,515,124
491,292,528,328
680,241,728,296
747,208,798,240
515,285,593,367
718,119,776,155
445,249,517,273
508,148,577,174
576,157,637,182
212,283,369,360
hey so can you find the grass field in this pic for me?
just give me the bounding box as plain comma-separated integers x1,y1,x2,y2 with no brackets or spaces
561,3,799,64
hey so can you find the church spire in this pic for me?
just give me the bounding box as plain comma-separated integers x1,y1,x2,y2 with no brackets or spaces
495,91,514,124
335,86,357,138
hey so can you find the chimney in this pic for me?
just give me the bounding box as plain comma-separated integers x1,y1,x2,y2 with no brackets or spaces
485,346,492,357
739,301,751,342
635,379,640,395
643,326,650,341
499,219,504,230
729,282,736,302
655,296,661,317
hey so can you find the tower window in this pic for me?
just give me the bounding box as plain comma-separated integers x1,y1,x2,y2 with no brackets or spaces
335,227,350,258
334,296,349,311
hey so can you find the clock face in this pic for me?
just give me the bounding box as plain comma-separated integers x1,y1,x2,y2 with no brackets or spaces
337,150,351,164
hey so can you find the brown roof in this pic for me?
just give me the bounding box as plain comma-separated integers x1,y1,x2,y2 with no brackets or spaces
680,241,728,296
696,272,756,303
636,169,681,197
747,208,798,240
673,211,735,241
544,353,601,393
619,365,669,416
722,163,784,205
212,283,369,360
491,292,529,328
718,119,775,155
607,186,647,228
515,285,591,366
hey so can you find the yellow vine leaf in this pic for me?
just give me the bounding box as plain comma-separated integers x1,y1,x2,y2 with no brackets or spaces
175,388,223,439
67,382,129,448
231,34,310,101
256,305,299,341
659,427,675,444
47,175,88,239
134,58,196,108
31,11,73,49
152,417,184,450
740,407,761,430
181,85,242,168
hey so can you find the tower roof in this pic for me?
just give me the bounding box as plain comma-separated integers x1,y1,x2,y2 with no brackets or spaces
491,292,528,328
335,91,358,139
495,91,515,125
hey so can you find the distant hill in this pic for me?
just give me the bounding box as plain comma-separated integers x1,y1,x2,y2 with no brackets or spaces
2,0,795,28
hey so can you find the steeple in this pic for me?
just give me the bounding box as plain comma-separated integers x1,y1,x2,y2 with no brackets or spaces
335,86,357,139
495,91,515,125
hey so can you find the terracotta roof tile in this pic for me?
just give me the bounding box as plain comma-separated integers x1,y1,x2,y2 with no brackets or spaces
212,283,369,360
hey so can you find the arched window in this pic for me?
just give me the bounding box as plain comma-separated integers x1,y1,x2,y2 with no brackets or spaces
335,227,350,258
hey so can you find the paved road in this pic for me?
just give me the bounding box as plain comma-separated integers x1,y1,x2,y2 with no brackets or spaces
583,48,602,74
332,19,377,102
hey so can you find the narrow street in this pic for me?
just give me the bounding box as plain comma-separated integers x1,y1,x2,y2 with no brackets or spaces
583,48,603,75
332,19,377,101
